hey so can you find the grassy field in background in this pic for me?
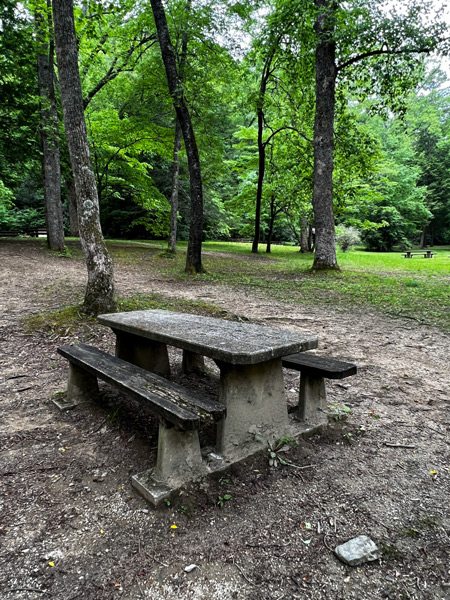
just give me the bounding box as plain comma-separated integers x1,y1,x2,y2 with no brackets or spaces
105,240,449,330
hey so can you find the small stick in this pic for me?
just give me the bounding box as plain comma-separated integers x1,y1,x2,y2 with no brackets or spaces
233,559,258,586
384,442,416,449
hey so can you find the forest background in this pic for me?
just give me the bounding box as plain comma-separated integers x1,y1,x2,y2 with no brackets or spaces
2,0,450,270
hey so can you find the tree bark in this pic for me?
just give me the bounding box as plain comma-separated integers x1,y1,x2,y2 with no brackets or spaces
312,0,339,270
252,51,276,254
150,0,203,273
300,217,309,253
66,172,79,236
36,1,65,252
168,118,182,253
52,0,115,315
419,226,427,249
167,1,189,254
253,105,265,254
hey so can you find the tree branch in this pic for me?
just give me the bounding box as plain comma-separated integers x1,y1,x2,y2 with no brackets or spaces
263,126,313,146
337,45,437,73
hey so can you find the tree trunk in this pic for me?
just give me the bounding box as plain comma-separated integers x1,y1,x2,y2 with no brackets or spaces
66,172,79,236
308,225,315,252
36,1,65,252
52,0,115,315
252,51,276,255
300,217,309,253
253,105,265,254
312,0,339,270
419,226,427,249
168,118,182,253
167,1,189,255
150,0,203,273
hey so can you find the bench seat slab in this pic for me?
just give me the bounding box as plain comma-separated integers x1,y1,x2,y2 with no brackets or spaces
282,353,357,379
57,344,226,428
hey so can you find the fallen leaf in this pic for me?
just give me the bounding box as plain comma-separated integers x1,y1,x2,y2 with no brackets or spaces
48,561,54,567
171,524,178,529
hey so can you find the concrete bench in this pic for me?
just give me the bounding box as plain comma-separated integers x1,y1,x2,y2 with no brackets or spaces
282,353,357,423
57,343,226,505
0,231,20,237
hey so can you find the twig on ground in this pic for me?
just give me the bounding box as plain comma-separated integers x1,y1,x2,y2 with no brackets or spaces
384,442,416,449
233,559,258,586
323,533,334,552
87,419,107,436
286,463,315,470
9,588,51,595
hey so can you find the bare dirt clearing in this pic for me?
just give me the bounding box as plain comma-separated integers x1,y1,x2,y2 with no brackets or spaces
1,240,449,600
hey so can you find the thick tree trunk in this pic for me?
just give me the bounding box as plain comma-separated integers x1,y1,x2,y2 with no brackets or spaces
53,0,115,315
312,0,339,270
36,2,65,252
168,118,182,253
66,172,79,236
151,0,203,273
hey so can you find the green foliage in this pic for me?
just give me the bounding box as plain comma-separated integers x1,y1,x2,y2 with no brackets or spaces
328,402,351,422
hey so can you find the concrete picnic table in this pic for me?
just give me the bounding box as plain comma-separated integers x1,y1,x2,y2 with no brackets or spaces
98,309,318,459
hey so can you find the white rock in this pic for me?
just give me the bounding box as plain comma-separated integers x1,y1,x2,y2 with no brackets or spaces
335,535,380,566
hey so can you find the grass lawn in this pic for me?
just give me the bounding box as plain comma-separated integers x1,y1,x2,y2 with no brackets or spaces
107,240,450,330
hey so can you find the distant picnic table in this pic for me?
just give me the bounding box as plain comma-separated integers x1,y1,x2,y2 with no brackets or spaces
403,250,435,258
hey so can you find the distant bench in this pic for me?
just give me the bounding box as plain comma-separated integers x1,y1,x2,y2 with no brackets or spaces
57,343,226,505
0,228,47,238
282,353,357,423
403,250,435,258
0,231,21,237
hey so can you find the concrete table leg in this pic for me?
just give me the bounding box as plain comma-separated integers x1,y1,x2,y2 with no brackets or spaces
113,329,171,378
182,350,207,375
216,358,290,460
131,420,203,506
298,375,327,423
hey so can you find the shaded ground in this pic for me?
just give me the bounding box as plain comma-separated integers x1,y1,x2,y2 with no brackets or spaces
0,240,449,600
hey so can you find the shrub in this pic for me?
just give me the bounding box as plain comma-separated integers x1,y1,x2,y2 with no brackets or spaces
336,226,361,252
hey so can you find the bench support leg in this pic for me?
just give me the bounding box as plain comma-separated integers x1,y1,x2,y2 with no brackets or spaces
182,350,207,375
298,375,327,423
132,421,203,506
215,358,290,460
113,330,171,378
54,363,99,410
155,421,203,483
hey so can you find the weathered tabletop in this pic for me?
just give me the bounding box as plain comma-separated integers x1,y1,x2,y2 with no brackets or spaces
98,309,319,460
98,309,318,364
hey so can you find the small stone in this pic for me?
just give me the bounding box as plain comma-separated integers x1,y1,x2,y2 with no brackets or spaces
184,564,197,573
44,548,64,562
335,535,380,566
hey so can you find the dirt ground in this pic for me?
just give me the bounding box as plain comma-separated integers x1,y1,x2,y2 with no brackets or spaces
1,240,449,600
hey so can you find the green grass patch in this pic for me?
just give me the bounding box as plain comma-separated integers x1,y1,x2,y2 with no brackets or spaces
117,292,228,318
82,240,450,331
23,293,229,338
23,305,91,336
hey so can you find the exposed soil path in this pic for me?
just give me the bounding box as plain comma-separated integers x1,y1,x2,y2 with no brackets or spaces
1,240,449,600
